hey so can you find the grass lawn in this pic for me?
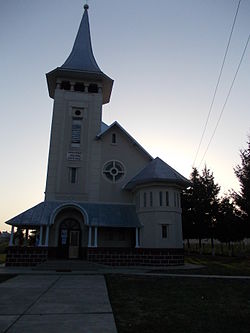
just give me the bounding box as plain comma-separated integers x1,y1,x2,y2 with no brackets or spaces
0,254,6,264
148,255,250,276
106,274,250,333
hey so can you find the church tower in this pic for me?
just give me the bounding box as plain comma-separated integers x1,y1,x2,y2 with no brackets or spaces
45,5,113,202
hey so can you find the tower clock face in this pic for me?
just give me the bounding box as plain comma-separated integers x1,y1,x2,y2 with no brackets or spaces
102,160,125,183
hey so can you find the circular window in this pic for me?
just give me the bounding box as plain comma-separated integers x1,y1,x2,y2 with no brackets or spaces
75,110,81,116
103,161,125,183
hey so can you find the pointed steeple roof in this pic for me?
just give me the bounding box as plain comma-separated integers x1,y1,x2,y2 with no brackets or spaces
46,4,113,104
124,157,191,190
61,4,101,73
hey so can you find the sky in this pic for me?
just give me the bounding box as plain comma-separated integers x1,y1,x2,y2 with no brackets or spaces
0,0,250,231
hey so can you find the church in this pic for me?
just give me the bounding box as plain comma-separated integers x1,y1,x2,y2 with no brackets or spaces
6,5,190,266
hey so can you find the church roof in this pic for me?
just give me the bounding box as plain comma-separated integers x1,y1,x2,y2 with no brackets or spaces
124,157,191,190
97,121,153,160
101,121,109,133
5,201,141,228
46,5,113,104
61,4,101,73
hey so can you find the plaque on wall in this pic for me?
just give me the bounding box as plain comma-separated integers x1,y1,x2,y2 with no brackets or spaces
67,152,82,161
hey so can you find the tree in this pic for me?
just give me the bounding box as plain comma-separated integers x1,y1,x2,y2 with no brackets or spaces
182,166,220,254
200,166,220,254
182,169,198,248
234,137,250,236
216,195,245,255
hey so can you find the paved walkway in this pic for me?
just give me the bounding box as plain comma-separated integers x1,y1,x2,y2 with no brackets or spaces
0,262,249,332
0,275,117,333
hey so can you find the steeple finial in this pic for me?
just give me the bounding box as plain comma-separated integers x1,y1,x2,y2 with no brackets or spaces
84,4,89,10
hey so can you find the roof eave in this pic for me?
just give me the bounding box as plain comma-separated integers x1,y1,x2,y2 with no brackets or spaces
124,178,191,191
46,67,113,104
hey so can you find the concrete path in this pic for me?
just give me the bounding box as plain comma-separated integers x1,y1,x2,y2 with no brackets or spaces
0,275,117,333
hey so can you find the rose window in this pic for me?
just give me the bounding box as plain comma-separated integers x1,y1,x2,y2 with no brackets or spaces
103,161,125,183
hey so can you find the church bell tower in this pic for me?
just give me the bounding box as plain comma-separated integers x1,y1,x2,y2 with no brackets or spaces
45,5,113,202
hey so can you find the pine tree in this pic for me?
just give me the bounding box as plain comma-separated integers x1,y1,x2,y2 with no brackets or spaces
182,168,199,248
234,137,250,235
182,166,220,254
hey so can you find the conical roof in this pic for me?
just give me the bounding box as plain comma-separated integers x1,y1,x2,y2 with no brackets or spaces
46,4,113,104
61,5,101,73
124,157,191,190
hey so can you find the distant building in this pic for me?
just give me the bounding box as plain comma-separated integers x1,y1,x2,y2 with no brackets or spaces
0,231,10,241
6,5,189,266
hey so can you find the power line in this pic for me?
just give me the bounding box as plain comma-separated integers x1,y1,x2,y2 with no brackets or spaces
198,33,250,168
192,0,242,167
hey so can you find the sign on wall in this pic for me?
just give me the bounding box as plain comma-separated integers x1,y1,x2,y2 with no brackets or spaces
67,152,82,161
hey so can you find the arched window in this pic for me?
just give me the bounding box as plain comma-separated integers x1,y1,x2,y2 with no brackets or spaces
88,84,98,93
74,82,85,92
61,81,71,90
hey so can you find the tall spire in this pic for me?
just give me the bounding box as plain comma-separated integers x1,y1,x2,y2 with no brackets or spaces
46,4,113,104
61,4,101,73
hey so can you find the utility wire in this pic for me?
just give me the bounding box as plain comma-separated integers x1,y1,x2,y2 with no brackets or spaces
192,0,242,167
198,33,250,168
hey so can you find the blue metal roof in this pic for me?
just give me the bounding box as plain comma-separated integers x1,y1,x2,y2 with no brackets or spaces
5,201,141,228
124,157,191,190
100,122,109,133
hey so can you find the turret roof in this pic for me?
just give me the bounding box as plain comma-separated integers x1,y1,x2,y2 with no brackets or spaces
124,157,191,190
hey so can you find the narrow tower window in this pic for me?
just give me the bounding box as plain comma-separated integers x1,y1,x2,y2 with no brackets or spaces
112,133,116,144
166,191,169,206
136,192,140,208
143,192,147,207
150,192,153,207
159,191,163,206
174,193,177,207
69,168,77,184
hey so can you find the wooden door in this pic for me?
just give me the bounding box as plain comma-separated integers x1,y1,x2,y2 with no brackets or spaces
68,230,80,259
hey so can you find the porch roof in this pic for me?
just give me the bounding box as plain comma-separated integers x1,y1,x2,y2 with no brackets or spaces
5,201,141,228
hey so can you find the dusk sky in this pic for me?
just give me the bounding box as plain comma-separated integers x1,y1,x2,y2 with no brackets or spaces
1,0,250,231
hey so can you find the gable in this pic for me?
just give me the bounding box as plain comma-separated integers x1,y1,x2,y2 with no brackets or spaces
97,121,153,161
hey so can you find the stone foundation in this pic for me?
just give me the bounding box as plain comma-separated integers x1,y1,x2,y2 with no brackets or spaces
87,247,184,266
5,247,184,267
5,247,48,267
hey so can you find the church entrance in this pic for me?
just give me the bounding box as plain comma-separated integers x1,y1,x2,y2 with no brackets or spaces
59,219,81,259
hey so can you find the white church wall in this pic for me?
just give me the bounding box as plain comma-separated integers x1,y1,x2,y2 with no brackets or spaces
98,127,151,203
135,185,183,248
45,84,104,202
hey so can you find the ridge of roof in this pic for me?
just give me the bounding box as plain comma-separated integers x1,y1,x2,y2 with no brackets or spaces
124,157,191,190
97,121,153,160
